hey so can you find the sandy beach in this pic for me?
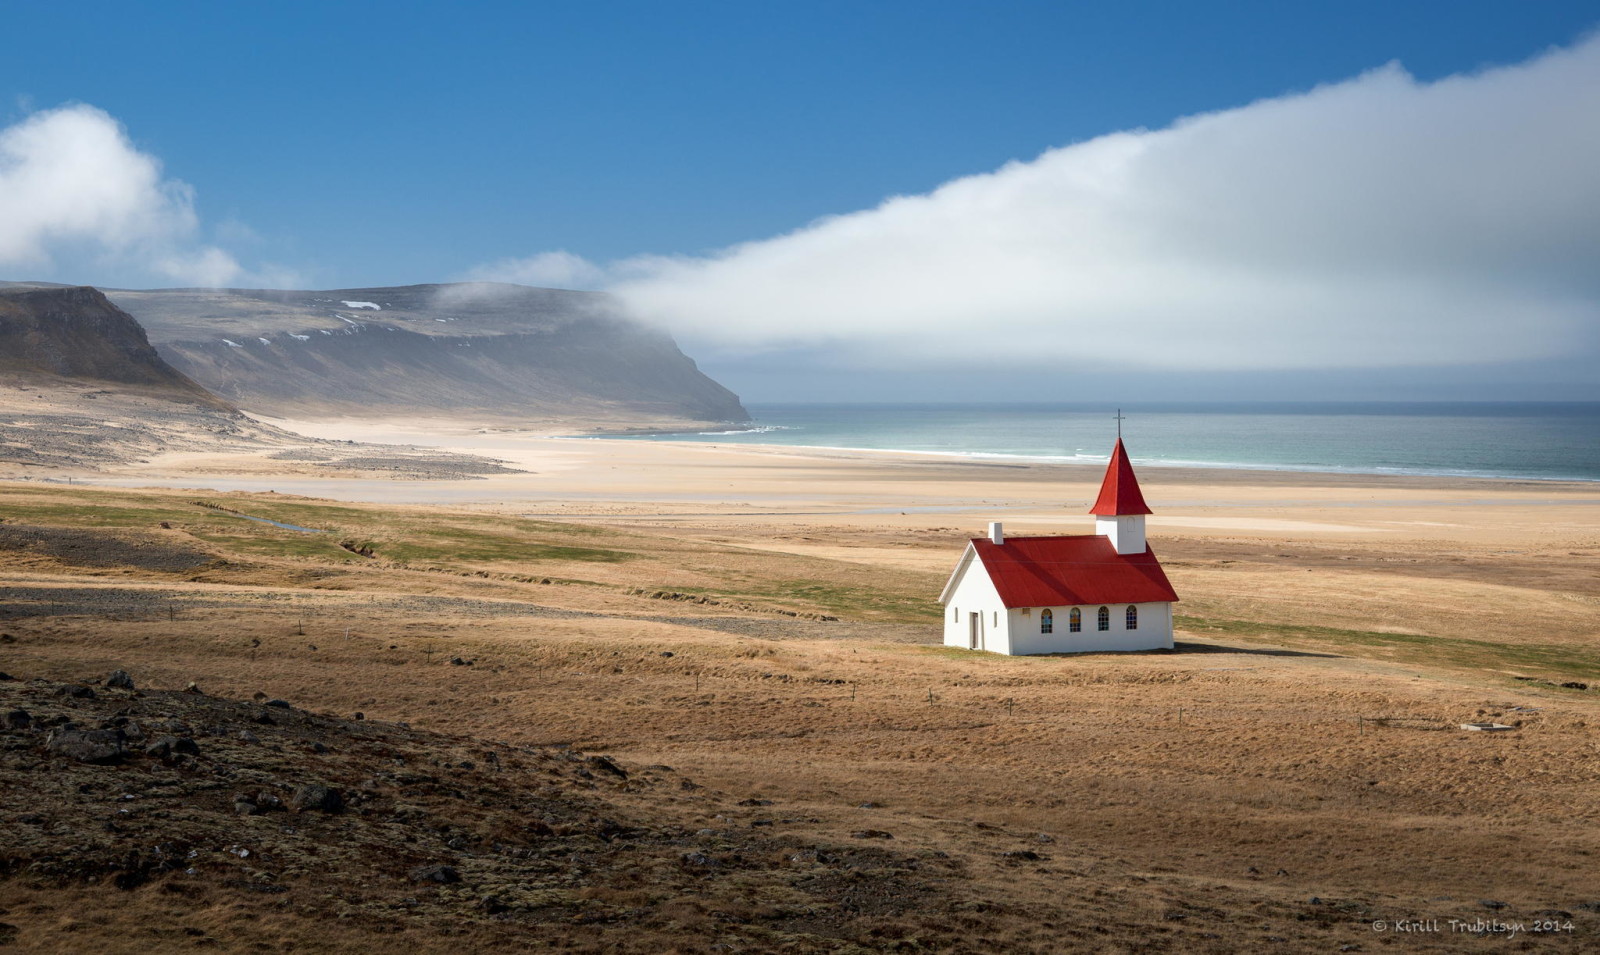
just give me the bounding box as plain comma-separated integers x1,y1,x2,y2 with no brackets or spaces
68,413,1600,548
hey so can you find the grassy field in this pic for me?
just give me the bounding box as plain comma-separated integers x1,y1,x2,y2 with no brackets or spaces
0,483,946,621
1177,614,1600,683
3,480,1600,952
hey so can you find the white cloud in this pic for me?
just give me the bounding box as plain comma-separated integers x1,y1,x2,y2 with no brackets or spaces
570,34,1600,371
0,103,242,286
464,250,607,290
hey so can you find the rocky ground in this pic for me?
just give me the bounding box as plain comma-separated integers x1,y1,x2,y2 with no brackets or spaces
0,670,995,953
0,383,521,482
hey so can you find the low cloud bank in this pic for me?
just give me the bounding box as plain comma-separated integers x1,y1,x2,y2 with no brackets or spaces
0,104,241,287
463,251,607,290
503,34,1600,371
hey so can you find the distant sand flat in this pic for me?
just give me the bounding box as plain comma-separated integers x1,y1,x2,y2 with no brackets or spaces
1149,516,1387,533
79,415,1600,536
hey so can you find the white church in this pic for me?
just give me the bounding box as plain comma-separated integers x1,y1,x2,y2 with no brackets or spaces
939,437,1178,655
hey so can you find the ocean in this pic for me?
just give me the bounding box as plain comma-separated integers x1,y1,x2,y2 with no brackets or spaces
613,402,1600,482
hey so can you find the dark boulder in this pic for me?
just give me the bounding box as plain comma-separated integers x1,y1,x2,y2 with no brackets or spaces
3,709,30,731
105,670,135,690
289,783,344,814
46,726,125,764
144,735,200,759
409,863,461,884
585,755,628,779
479,895,508,914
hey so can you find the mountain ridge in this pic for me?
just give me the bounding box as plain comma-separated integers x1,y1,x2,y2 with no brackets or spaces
102,282,749,422
0,286,228,409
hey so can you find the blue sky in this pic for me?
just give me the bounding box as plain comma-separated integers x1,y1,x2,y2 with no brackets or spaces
2,2,1598,401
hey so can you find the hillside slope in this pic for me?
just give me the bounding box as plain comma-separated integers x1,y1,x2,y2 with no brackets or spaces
104,283,749,423
0,286,528,478
0,286,225,408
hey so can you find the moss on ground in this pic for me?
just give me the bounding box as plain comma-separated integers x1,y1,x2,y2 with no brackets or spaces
1177,614,1600,681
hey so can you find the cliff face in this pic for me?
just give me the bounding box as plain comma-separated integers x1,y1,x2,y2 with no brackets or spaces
104,283,749,422
0,286,227,408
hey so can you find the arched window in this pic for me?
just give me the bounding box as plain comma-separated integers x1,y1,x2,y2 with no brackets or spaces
1069,608,1082,633
1125,605,1138,630
1097,606,1110,631
1040,609,1053,634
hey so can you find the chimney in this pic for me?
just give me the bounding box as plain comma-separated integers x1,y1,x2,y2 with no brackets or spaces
988,521,1004,545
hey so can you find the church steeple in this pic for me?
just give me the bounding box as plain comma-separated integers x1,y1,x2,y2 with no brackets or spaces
1090,437,1151,554
1089,438,1152,517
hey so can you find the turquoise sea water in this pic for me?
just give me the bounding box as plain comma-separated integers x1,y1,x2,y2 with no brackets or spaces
614,402,1600,482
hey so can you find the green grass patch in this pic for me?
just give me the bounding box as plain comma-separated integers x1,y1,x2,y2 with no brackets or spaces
0,485,640,569
665,579,941,623
0,499,200,529
1177,614,1600,681
373,525,636,564
777,582,940,622
184,530,368,562
192,498,372,529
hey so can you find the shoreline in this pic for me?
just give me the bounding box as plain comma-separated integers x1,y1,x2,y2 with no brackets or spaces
571,434,1600,486
603,399,1600,485
2,412,1594,550
248,414,1600,493
17,416,1590,557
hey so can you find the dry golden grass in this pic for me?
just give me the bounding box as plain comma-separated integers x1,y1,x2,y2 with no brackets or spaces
3,478,1600,951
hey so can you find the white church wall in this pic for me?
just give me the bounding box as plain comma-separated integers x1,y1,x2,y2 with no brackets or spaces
1006,606,1049,655
1007,602,1174,654
941,554,1009,653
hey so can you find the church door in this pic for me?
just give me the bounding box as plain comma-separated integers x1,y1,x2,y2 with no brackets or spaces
969,612,981,650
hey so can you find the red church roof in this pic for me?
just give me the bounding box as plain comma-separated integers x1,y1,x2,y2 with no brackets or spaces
1088,438,1152,516
969,535,1178,608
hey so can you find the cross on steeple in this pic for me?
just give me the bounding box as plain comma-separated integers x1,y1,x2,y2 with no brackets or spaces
1114,408,1125,440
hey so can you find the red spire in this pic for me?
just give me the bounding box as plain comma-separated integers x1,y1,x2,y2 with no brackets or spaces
1088,438,1152,516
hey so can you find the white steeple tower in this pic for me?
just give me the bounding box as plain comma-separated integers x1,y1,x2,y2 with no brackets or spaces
1088,425,1152,556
